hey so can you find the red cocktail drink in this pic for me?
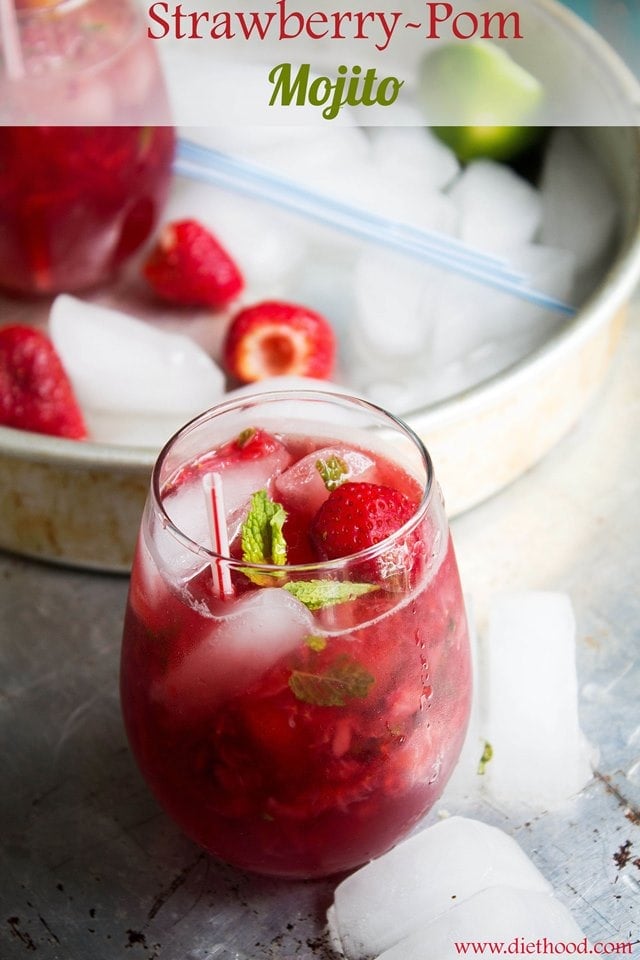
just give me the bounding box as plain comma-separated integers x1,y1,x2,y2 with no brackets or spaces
0,127,175,295
120,391,471,878
0,0,175,294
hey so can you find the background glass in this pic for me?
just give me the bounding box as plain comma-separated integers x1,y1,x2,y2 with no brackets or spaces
0,0,175,295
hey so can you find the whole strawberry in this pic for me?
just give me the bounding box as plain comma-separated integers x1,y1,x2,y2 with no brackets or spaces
311,482,419,580
0,325,87,439
223,300,335,383
143,219,244,309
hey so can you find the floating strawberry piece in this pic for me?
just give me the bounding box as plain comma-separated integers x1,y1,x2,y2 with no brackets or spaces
223,300,336,383
0,324,87,439
142,219,244,309
165,427,288,495
311,481,416,564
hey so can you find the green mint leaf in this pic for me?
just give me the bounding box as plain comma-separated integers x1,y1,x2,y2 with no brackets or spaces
477,740,493,775
239,567,286,587
316,455,349,491
236,427,256,448
305,635,327,652
283,579,378,611
289,654,374,707
241,490,288,567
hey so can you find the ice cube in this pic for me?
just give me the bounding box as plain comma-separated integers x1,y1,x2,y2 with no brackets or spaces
274,444,378,514
49,295,225,417
540,129,619,294
328,816,551,959
374,886,587,960
429,243,576,373
164,439,292,548
367,176,458,235
352,250,443,360
150,515,209,588
152,588,315,714
369,127,460,192
210,443,293,536
83,409,190,449
448,159,542,255
254,126,371,189
483,592,595,810
184,126,371,185
163,478,213,552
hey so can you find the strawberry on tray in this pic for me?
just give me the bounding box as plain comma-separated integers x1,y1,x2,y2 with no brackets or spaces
143,219,245,309
223,300,336,383
0,324,87,439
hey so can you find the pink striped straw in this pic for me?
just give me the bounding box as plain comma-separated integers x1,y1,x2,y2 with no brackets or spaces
0,0,25,81
202,473,235,600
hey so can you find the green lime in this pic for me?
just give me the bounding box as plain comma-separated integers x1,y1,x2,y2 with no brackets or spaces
418,41,545,162
433,125,540,163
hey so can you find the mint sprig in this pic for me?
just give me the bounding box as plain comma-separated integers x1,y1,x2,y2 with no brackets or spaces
289,654,374,707
316,455,348,491
240,490,288,584
283,579,378,611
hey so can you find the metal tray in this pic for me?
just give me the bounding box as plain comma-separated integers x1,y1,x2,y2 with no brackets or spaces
2,123,640,573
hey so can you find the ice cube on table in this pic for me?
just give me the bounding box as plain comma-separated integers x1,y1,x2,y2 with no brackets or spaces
374,886,587,960
448,159,542,255
49,294,225,420
540,129,619,295
483,592,595,810
274,444,378,514
328,816,551,960
153,588,315,714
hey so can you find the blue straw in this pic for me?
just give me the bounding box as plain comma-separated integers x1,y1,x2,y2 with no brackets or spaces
174,139,576,317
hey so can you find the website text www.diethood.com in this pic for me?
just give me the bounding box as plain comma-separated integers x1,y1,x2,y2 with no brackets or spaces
454,938,636,956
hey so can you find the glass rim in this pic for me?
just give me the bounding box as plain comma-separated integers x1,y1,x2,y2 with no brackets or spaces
150,388,435,575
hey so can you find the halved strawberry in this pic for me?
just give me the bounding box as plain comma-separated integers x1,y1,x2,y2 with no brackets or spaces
0,324,87,439
223,300,335,383
142,219,244,309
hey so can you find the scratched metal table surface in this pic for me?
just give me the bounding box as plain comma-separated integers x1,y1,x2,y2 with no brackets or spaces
1,305,639,960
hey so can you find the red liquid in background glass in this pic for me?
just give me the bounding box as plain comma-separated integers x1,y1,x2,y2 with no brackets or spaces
120,434,471,879
0,126,175,295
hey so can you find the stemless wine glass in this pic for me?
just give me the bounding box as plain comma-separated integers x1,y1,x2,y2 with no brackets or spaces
0,0,175,294
120,390,472,879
